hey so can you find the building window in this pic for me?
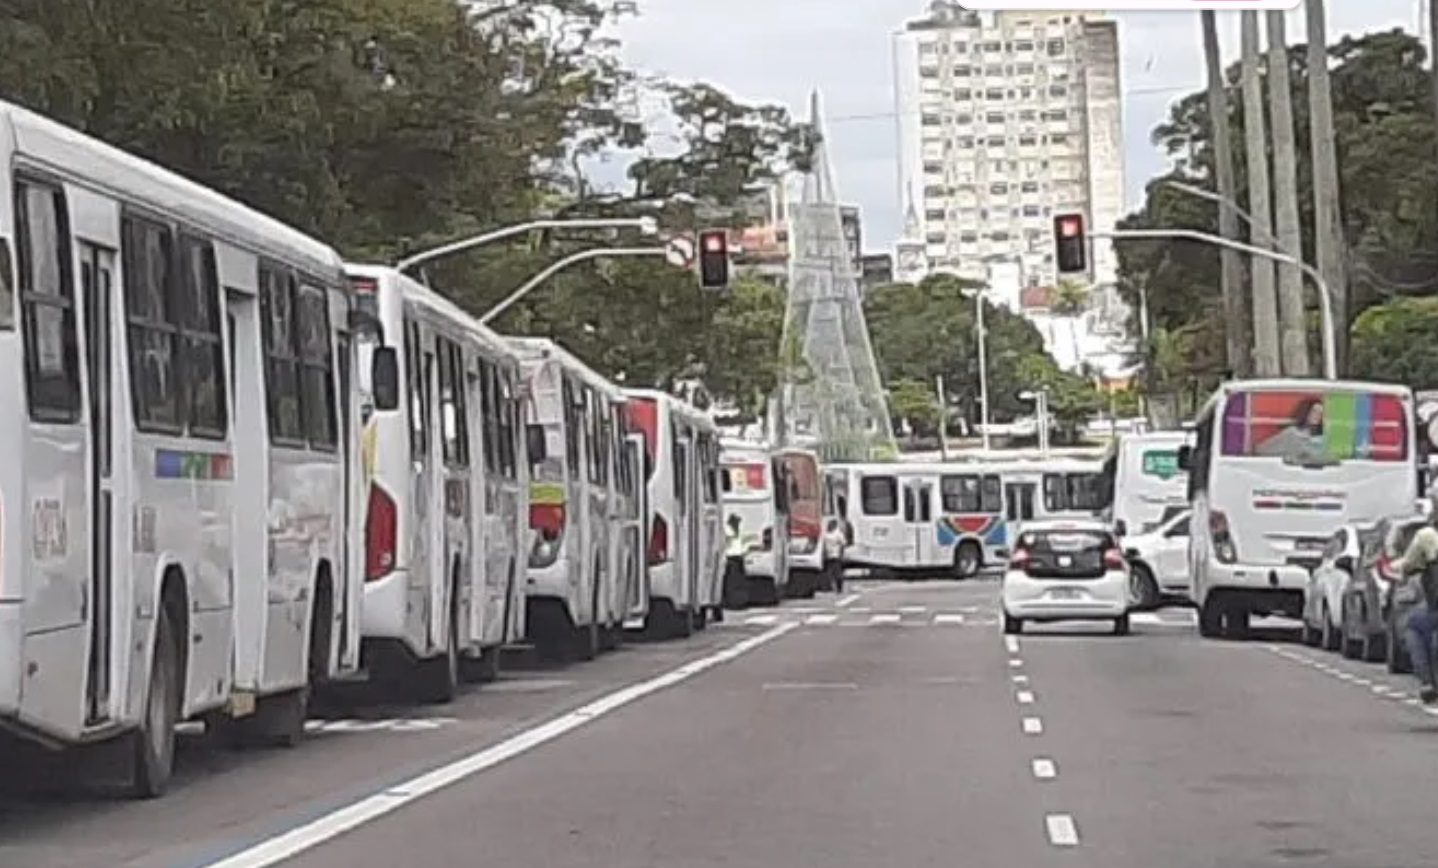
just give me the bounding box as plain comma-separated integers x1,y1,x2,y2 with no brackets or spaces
986,111,1005,124
1021,181,1041,193
1019,109,1037,121
925,232,947,245
17,178,81,423
1023,205,1041,217
1015,63,1035,75
985,88,1004,101
960,232,979,243
955,112,973,124
986,136,1005,147
922,113,941,127
982,41,1002,52
925,209,946,222
1019,135,1038,147
924,161,944,175
992,231,1011,242
954,89,972,101
990,160,1005,173
920,67,939,79
985,65,1003,77
1047,38,1065,56
990,182,1009,195
953,42,968,54
924,184,947,198
1014,40,1035,52
953,65,972,77
1045,109,1069,122
1051,133,1069,145
1050,84,1068,98
956,137,975,149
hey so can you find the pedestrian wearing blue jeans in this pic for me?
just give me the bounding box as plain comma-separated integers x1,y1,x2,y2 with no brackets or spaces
1393,500,1438,703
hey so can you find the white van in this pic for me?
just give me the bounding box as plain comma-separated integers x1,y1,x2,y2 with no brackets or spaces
1099,431,1190,537
1183,379,1419,638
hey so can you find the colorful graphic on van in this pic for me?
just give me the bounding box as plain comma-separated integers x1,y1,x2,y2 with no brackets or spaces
936,514,1006,547
154,449,232,481
1221,390,1407,463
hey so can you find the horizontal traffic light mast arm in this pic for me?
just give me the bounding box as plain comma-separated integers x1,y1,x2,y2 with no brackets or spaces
396,217,659,273
1092,227,1335,380
478,247,666,326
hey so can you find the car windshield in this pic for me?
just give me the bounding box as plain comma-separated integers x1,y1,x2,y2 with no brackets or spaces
1020,529,1112,553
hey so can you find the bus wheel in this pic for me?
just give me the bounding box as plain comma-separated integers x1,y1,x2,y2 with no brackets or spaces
954,542,981,580
574,578,601,661
460,647,502,684
130,606,180,798
416,592,460,704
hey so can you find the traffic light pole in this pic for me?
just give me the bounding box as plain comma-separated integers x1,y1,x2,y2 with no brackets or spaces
1091,228,1336,380
478,247,666,326
395,217,658,274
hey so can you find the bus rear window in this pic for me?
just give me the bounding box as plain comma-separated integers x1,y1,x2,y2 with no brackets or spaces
1221,389,1408,463
624,398,658,480
724,462,767,493
861,476,898,516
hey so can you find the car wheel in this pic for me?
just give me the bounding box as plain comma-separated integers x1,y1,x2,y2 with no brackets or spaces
1003,613,1023,635
1362,630,1387,664
1129,563,1160,612
1300,619,1322,647
1113,614,1130,636
1321,604,1342,652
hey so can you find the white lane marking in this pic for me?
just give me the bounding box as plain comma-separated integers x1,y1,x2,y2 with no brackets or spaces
1032,758,1057,780
870,613,901,625
899,605,928,614
1016,690,1036,705
1005,636,1020,654
1008,658,1024,668
1012,674,1030,685
1423,706,1438,717
745,614,779,626
805,613,838,625
205,623,799,868
835,593,861,608
848,606,871,613
762,681,859,691
1022,716,1044,734
1046,814,1080,847
934,613,966,625
1372,684,1393,695
789,606,822,615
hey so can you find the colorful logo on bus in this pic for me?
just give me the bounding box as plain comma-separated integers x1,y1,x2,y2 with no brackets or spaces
936,514,1005,547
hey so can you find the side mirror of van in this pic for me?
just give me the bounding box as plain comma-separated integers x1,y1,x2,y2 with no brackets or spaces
372,347,400,412
526,424,547,463
1176,445,1193,471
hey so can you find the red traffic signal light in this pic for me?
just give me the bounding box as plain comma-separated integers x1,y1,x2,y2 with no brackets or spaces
697,229,730,290
1053,213,1087,274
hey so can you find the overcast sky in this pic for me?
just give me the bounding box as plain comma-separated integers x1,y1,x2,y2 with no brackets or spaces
608,1,1420,253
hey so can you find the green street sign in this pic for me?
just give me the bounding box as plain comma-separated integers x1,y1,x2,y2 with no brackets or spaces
1141,450,1181,480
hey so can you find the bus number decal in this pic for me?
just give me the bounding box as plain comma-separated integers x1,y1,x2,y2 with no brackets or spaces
30,498,66,560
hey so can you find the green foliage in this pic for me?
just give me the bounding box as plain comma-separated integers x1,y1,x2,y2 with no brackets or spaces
887,378,940,436
1123,28,1438,385
1350,297,1438,389
0,0,809,411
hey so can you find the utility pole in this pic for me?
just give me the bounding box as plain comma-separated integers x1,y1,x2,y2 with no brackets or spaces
1241,12,1282,376
935,375,950,461
1307,0,1347,374
1267,11,1312,376
1202,11,1250,378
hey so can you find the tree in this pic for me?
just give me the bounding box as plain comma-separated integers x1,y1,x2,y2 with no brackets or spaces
1052,278,1089,368
888,379,941,438
1350,297,1438,388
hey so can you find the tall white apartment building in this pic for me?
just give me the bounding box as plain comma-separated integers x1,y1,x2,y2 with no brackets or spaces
893,4,1124,295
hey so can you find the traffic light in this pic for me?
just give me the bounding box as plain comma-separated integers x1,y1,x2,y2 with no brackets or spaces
697,229,730,290
1053,213,1087,274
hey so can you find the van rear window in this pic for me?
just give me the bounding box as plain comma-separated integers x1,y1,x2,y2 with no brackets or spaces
861,476,898,516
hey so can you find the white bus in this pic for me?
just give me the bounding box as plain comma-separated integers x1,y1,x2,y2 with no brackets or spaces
624,390,722,635
992,458,1105,548
347,266,526,701
1098,431,1191,537
510,338,627,660
1182,380,1419,638
719,439,790,606
0,101,360,796
834,462,1009,578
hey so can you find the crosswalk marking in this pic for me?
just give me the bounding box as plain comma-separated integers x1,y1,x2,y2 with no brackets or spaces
934,613,965,625
745,613,779,626
870,613,901,625
718,607,1200,630
805,613,838,625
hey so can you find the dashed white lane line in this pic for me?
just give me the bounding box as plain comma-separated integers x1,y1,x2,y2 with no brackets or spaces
1032,758,1058,780
899,605,928,614
763,681,859,691
1005,635,1020,654
745,614,779,626
205,622,799,868
848,606,872,613
1046,814,1080,847
934,613,966,625
805,613,839,626
1012,674,1029,685
1008,658,1024,668
1016,690,1036,705
1022,716,1044,734
870,613,902,625
835,593,861,608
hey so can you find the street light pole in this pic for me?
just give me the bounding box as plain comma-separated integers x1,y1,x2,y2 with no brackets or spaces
1092,228,1337,380
478,247,666,326
975,290,991,453
396,217,659,274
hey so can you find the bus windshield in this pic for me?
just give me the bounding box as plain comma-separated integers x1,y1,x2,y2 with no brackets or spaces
1221,389,1408,464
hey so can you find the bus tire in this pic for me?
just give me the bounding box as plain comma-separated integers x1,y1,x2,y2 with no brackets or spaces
954,542,982,580
575,574,601,661
130,604,180,798
1198,595,1223,638
416,589,460,704
460,646,502,684
693,606,708,631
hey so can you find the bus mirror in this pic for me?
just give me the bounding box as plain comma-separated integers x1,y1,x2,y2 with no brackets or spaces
1176,445,1193,471
526,424,547,463
1114,519,1128,538
372,347,400,412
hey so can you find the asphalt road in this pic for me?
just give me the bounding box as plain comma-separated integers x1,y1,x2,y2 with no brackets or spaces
8,577,1438,867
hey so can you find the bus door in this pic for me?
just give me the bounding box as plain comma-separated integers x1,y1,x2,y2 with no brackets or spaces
901,476,934,567
80,242,117,723
623,435,648,618
1004,480,1037,549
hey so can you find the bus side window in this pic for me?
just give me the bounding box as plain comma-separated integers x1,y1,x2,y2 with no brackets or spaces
17,179,81,422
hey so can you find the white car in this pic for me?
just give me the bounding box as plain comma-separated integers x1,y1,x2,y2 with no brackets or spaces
1301,522,1373,651
1002,519,1132,635
1122,510,1192,609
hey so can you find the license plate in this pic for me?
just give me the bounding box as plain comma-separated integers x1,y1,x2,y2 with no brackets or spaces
1050,587,1081,600
1058,555,1073,567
